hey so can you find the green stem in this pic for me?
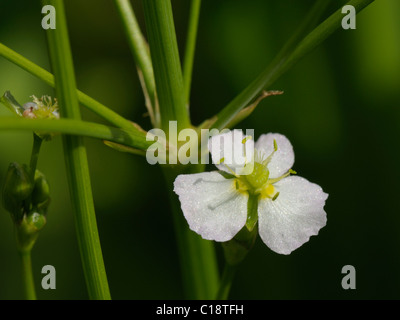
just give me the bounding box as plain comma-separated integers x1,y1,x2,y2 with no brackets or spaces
23,133,43,214
0,118,152,151
163,166,219,299
142,0,190,133
29,134,42,178
19,251,37,300
272,0,333,68
0,42,135,131
114,0,157,125
43,0,110,300
183,0,202,105
211,0,375,130
215,264,236,300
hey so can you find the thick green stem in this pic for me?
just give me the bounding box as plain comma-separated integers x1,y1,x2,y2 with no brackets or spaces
43,0,110,299
19,251,37,300
142,0,190,133
183,0,202,105
143,0,219,299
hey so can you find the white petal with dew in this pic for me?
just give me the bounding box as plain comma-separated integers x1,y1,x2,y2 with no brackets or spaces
255,133,294,178
258,176,328,255
208,130,254,176
173,171,248,242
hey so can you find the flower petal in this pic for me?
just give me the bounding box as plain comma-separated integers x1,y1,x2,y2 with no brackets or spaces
255,133,294,178
258,176,328,255
173,171,248,242
208,130,255,176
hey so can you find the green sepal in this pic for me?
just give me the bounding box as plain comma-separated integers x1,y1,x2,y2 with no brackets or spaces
222,225,258,266
0,91,24,116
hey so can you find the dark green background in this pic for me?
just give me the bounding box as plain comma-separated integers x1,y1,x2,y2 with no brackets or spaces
0,0,399,299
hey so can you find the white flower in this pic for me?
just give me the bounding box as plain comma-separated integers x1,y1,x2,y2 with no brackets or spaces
173,130,328,255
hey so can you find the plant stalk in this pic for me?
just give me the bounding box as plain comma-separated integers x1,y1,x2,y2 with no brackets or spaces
183,0,202,105
19,250,37,300
215,264,236,300
142,0,190,133
43,0,111,299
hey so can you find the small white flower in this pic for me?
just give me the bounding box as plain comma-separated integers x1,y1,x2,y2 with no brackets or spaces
173,130,328,255
22,95,59,140
23,95,59,120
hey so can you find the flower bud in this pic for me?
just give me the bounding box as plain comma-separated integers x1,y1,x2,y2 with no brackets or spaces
2,162,33,222
32,170,50,211
3,163,33,200
26,211,47,232
16,211,47,253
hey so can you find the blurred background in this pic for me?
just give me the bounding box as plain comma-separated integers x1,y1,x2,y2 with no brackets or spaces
0,0,399,299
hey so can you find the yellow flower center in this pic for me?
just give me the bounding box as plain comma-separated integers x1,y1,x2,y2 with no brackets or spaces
260,183,275,199
235,161,278,199
228,140,295,201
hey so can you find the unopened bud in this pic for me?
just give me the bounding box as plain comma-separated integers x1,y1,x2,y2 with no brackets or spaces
26,211,47,232
32,170,50,211
16,211,47,253
2,163,33,222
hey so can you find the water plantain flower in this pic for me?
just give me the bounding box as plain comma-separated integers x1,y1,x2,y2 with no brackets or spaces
174,130,328,255
0,91,59,140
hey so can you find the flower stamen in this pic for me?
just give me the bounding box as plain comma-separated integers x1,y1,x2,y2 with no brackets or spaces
261,139,278,167
267,169,297,184
219,157,239,177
